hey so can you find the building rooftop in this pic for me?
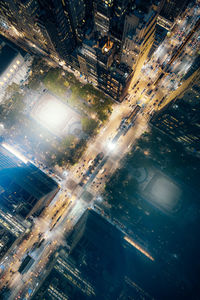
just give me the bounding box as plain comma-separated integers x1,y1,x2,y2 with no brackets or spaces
0,38,18,76
0,145,58,219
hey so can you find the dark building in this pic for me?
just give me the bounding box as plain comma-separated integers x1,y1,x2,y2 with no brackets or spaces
160,0,190,22
0,35,32,100
0,0,56,57
65,0,86,43
78,35,132,101
0,219,19,261
0,144,59,260
151,78,200,155
37,0,76,61
149,0,191,57
68,204,200,299
18,255,35,274
120,1,157,85
0,144,59,220
34,248,95,299
0,0,163,102
148,14,172,58
0,39,18,76
183,55,200,81
0,0,77,63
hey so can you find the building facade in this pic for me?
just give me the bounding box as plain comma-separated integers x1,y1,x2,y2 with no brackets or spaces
0,37,32,101
0,143,59,260
0,0,163,102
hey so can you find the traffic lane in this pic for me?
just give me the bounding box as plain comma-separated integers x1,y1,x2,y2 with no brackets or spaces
88,113,149,196
69,102,131,181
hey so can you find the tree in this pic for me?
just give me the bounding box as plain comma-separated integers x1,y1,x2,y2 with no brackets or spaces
5,83,20,96
61,135,75,149
81,117,98,135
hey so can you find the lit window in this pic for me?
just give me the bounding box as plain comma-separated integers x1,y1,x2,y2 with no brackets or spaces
0,82,3,85
13,65,17,69
10,68,14,73
16,60,20,64
3,77,7,81
7,73,11,78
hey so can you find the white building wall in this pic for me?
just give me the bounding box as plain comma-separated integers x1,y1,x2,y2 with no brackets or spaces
0,52,32,102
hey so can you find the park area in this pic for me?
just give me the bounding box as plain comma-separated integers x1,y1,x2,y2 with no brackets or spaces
0,58,113,168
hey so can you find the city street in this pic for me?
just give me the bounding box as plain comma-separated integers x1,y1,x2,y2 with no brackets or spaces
0,2,200,298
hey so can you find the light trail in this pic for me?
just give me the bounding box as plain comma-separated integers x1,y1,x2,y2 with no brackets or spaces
124,236,154,261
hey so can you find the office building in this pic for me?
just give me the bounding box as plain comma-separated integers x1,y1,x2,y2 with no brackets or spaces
67,207,198,299
0,143,59,259
0,0,76,64
94,0,114,36
34,252,95,299
0,36,32,101
0,0,55,57
0,143,59,248
151,78,200,155
65,0,87,43
0,0,196,103
0,144,59,220
149,0,190,57
67,209,127,299
160,0,190,22
37,0,76,61
78,35,132,101
0,0,162,102
121,2,157,87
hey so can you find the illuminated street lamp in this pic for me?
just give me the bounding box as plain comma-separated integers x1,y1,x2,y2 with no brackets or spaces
107,141,116,152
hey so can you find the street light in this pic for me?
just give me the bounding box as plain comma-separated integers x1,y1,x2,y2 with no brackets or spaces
107,141,116,152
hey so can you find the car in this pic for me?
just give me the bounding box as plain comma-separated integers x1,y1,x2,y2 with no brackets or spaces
147,89,152,95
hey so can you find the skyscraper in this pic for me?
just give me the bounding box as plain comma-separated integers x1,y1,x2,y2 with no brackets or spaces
0,36,32,101
94,0,114,36
160,0,190,22
151,74,200,155
121,2,157,85
0,143,59,260
149,0,190,57
0,0,76,64
67,209,126,299
0,144,59,220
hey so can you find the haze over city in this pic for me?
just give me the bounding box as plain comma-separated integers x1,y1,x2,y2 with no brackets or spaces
0,0,199,299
